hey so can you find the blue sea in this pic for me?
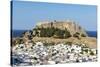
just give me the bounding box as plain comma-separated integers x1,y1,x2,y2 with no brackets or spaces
12,30,28,37
12,30,97,38
86,31,97,38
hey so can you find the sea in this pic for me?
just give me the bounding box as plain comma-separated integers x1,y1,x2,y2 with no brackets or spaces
11,30,97,38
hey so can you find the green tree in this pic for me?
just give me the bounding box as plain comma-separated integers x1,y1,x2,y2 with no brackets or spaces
81,33,86,37
73,32,80,39
47,27,55,37
64,29,71,38
90,51,94,55
54,28,65,38
40,27,55,37
40,27,46,37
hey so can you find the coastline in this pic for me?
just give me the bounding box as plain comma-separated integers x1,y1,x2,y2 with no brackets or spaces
12,30,97,38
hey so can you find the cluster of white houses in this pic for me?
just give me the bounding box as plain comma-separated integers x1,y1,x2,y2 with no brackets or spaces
12,42,97,66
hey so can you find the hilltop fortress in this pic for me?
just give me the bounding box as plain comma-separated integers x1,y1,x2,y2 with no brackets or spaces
35,20,87,36
12,20,97,48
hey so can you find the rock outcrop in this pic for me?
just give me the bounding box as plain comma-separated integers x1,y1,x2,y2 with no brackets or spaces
36,20,87,36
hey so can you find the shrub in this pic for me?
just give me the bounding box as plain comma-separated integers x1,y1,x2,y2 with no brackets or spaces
73,32,80,39
46,27,55,37
54,28,65,38
32,28,39,36
14,38,23,44
43,42,55,46
84,49,88,53
80,51,83,54
40,27,46,37
90,51,95,55
33,27,71,39
65,42,72,45
40,27,55,37
64,29,71,38
81,33,86,37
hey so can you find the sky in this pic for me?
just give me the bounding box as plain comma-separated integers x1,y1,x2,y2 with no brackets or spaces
12,1,97,31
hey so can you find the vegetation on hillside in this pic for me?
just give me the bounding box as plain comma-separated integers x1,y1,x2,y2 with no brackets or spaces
32,27,71,39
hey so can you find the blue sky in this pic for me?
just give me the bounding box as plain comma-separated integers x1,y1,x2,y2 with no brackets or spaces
12,1,97,31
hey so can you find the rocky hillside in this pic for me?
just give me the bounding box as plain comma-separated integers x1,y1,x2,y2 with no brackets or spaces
12,20,97,48
35,20,88,36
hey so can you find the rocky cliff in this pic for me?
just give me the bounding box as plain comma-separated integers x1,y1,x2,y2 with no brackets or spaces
35,20,88,36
